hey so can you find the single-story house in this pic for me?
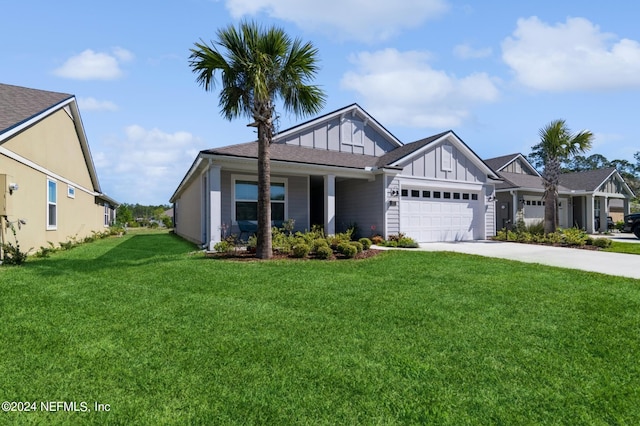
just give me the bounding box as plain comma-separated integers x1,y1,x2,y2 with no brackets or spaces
170,104,501,249
485,153,635,233
0,83,118,258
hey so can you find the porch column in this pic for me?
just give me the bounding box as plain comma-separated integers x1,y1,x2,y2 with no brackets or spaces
324,174,336,235
624,198,630,216
586,195,595,233
601,196,610,232
208,165,222,250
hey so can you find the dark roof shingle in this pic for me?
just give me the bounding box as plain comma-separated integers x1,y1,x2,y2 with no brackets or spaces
0,83,72,135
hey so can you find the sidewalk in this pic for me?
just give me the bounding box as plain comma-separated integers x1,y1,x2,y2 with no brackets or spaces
408,240,640,280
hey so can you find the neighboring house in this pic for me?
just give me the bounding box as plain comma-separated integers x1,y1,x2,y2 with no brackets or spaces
485,153,635,233
0,83,118,258
170,104,501,249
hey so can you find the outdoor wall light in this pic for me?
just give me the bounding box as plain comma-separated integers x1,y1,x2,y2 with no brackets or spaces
8,183,18,194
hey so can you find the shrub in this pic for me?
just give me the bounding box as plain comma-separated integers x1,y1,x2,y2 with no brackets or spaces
561,227,588,246
370,235,384,245
213,241,233,253
516,232,534,243
292,243,310,258
396,237,419,248
311,238,329,253
315,245,333,259
359,237,372,250
526,221,545,236
35,242,57,258
337,242,357,258
592,237,612,248
544,232,563,244
351,241,363,253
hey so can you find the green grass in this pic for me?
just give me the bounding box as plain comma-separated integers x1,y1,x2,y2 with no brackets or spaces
1,230,640,424
605,240,640,255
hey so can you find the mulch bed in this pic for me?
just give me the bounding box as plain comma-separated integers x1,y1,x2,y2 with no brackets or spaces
206,248,384,261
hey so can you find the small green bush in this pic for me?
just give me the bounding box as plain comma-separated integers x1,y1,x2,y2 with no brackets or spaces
315,245,333,259
337,242,357,258
359,238,372,250
351,241,363,253
561,228,588,246
311,238,329,253
592,238,612,248
213,241,233,253
292,243,310,258
396,237,419,248
545,232,563,244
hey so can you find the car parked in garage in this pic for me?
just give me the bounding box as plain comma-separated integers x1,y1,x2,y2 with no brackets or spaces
622,212,640,239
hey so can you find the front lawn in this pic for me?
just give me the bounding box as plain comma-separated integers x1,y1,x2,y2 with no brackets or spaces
1,230,639,424
605,240,640,255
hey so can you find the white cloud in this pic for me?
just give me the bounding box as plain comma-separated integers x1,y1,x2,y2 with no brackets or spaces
95,125,203,204
54,47,134,80
341,48,500,128
502,17,640,91
453,43,492,59
225,0,449,42
78,97,118,111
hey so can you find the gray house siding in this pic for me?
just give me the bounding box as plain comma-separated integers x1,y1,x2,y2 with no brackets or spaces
598,175,627,195
385,175,400,237
335,175,384,237
287,175,309,231
401,142,486,183
222,171,309,236
503,158,536,175
280,115,396,157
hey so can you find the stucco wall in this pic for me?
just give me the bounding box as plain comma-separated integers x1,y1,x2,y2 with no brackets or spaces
174,175,203,245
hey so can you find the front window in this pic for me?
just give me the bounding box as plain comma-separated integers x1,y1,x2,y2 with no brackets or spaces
47,178,57,229
234,179,285,222
104,204,110,226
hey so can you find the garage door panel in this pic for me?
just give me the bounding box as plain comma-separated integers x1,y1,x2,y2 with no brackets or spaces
400,190,479,242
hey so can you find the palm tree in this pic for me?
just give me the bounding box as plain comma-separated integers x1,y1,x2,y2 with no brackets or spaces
189,21,326,259
531,119,593,234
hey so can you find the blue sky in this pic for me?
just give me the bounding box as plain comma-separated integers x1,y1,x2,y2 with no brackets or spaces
2,0,640,205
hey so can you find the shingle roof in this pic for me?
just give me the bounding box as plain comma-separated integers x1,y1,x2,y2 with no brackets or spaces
375,131,449,167
204,141,386,169
0,83,72,135
484,153,521,172
559,167,617,191
496,171,572,192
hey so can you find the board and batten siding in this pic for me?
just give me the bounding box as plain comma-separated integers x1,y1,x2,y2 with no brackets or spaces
385,175,400,237
279,115,396,157
483,184,496,239
335,174,384,235
401,142,487,183
598,175,627,195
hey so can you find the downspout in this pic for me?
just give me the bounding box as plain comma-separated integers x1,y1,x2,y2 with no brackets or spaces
0,216,5,262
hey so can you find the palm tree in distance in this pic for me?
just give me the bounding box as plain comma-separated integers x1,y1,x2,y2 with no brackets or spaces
531,119,593,234
189,21,326,259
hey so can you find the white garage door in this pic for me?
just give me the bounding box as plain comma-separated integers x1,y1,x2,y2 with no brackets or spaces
399,188,479,242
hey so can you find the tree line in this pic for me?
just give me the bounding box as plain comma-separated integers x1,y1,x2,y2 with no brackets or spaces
116,203,172,228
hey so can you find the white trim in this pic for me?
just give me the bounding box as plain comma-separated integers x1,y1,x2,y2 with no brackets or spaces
0,98,74,143
67,185,76,199
0,146,97,196
47,178,57,230
230,174,288,224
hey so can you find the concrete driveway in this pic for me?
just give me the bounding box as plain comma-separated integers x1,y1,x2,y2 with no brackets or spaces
413,239,640,280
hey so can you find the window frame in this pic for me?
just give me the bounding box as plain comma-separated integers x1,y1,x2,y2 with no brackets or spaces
231,175,288,224
47,178,57,230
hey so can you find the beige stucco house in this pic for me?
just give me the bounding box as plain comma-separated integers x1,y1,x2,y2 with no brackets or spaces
171,104,501,249
0,83,118,259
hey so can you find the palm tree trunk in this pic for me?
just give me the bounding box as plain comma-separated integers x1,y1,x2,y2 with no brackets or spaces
544,189,556,234
256,121,272,259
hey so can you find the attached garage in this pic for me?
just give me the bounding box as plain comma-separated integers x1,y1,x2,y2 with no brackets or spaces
399,187,481,242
